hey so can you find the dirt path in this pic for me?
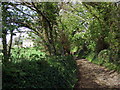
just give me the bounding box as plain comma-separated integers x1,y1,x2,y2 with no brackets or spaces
74,59,120,89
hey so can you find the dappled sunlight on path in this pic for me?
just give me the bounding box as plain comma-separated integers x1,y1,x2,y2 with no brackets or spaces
74,59,120,89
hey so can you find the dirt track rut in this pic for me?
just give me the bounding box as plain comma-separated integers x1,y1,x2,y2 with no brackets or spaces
74,59,120,89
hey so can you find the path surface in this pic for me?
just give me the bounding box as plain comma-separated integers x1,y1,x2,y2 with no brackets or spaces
74,59,120,89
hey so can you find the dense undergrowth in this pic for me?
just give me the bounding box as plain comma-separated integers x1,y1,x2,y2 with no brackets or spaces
3,48,78,88
86,50,120,73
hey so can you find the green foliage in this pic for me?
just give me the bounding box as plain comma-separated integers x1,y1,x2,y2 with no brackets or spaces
98,49,110,64
86,51,120,72
86,52,96,62
2,2,120,88
11,47,46,62
0,52,3,63
3,48,77,88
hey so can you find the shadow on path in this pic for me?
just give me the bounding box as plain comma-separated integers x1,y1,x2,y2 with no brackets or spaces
74,59,120,89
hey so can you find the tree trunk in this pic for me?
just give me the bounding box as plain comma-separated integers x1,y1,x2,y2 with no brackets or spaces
2,29,8,63
8,30,13,58
42,17,57,55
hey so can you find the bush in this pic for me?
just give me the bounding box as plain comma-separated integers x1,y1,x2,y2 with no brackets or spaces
98,49,110,64
3,54,77,88
86,50,120,72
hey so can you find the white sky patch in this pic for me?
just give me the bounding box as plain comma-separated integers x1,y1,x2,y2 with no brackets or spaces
0,27,33,47
6,27,31,44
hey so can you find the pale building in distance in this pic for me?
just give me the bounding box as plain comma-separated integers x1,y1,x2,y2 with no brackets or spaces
22,39,34,48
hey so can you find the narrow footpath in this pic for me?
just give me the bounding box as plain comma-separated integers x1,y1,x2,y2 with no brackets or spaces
74,59,120,89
